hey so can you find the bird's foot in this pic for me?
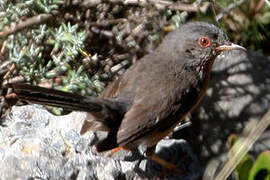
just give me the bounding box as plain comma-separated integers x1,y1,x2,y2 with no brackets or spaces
149,153,182,174
107,146,130,157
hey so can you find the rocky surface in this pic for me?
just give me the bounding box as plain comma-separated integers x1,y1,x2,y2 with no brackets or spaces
195,50,270,160
0,50,269,180
0,105,202,180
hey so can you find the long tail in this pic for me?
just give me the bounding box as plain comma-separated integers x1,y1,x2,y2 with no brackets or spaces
7,83,120,120
7,83,124,151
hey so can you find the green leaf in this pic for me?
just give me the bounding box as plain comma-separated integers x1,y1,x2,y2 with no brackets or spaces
227,134,239,149
248,151,270,180
235,154,254,180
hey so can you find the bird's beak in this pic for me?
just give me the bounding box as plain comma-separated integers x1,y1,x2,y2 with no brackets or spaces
215,43,246,52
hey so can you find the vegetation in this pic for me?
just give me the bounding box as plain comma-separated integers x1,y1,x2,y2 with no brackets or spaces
0,0,269,97
228,134,270,180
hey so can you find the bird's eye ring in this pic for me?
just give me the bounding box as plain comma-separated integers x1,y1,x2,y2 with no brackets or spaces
198,37,211,48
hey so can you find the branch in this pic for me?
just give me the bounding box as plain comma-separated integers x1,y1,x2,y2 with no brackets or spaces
98,0,208,12
215,0,246,21
0,10,60,39
0,0,209,39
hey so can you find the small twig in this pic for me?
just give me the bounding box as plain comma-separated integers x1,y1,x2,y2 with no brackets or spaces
84,0,205,12
210,3,218,23
3,63,15,79
111,59,130,74
173,121,192,132
249,0,265,20
254,0,266,15
88,18,127,27
1,40,7,54
0,10,60,39
3,75,25,86
0,61,12,75
215,0,246,21
0,0,91,39
0,0,208,39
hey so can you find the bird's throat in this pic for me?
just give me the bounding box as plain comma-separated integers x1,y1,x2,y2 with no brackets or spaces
196,53,220,102
200,53,220,78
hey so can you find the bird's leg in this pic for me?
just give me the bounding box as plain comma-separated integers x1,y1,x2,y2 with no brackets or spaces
108,146,129,157
146,145,182,174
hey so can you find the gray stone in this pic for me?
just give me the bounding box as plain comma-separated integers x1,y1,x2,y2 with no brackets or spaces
0,105,198,180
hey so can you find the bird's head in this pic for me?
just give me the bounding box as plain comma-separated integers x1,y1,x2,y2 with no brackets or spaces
159,22,246,72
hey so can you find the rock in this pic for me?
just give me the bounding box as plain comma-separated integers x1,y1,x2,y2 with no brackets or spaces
145,139,202,180
0,105,200,180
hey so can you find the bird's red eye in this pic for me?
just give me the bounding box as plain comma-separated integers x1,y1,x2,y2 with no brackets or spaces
198,37,211,48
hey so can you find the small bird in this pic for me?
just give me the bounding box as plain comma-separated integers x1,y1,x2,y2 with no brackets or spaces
7,22,245,171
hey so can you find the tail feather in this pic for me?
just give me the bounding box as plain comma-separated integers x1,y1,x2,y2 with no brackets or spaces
8,83,125,143
95,130,119,152
7,83,118,118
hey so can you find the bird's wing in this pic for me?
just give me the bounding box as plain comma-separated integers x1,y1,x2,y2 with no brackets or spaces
115,95,179,147
114,69,203,147
114,86,190,147
100,54,153,99
81,72,131,134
